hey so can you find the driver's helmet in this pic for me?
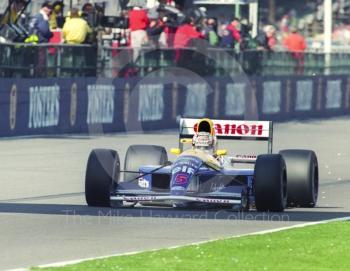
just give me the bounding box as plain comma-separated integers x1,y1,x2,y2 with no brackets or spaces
192,118,217,152
193,131,215,151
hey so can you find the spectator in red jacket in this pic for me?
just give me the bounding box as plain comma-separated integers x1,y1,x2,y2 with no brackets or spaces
173,18,204,67
283,27,307,52
129,6,149,60
174,22,202,48
283,27,307,74
129,8,149,32
227,18,241,44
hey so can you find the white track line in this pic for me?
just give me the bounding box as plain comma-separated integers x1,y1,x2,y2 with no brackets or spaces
8,215,350,271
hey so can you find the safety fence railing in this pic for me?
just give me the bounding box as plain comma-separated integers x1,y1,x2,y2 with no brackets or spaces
2,42,350,78
99,47,350,77
0,43,97,78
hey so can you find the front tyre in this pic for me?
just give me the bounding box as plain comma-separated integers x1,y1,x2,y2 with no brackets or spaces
85,149,120,207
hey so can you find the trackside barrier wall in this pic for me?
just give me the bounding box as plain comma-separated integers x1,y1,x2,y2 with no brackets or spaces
0,75,349,137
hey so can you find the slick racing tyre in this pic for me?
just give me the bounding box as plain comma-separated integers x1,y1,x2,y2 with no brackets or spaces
124,145,168,183
85,149,120,207
254,154,287,212
279,150,319,207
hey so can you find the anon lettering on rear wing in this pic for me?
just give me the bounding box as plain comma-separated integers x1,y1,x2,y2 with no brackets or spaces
179,118,273,153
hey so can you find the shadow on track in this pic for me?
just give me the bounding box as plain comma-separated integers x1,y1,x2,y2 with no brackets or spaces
0,202,349,222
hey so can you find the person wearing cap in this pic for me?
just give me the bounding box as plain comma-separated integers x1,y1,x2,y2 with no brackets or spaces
62,7,92,44
49,1,65,29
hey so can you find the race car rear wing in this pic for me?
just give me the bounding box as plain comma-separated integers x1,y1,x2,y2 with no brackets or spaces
179,118,273,154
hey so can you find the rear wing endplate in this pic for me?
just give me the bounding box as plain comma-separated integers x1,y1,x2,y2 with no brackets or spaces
179,118,273,154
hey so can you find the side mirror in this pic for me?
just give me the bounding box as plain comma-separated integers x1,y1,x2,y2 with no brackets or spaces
216,149,227,156
170,148,181,155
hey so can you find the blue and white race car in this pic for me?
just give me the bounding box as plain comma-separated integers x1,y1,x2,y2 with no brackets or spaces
85,118,319,212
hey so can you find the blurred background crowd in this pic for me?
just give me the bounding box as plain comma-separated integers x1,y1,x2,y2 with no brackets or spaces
1,0,350,52
1,0,349,78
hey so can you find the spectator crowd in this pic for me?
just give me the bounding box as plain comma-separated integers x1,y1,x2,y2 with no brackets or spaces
10,0,307,55
124,1,307,54
0,0,314,77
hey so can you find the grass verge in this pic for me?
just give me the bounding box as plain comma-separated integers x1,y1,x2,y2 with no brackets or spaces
33,221,350,271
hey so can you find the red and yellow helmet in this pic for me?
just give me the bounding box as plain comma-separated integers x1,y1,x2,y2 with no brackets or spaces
194,118,215,135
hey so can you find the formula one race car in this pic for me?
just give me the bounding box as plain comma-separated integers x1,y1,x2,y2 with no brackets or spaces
85,118,319,212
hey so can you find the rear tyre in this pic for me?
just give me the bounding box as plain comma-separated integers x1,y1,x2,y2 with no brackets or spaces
254,154,287,212
279,150,319,208
124,145,168,182
85,149,120,207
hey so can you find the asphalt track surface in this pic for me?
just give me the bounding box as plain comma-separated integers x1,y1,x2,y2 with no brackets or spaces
1,118,350,270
